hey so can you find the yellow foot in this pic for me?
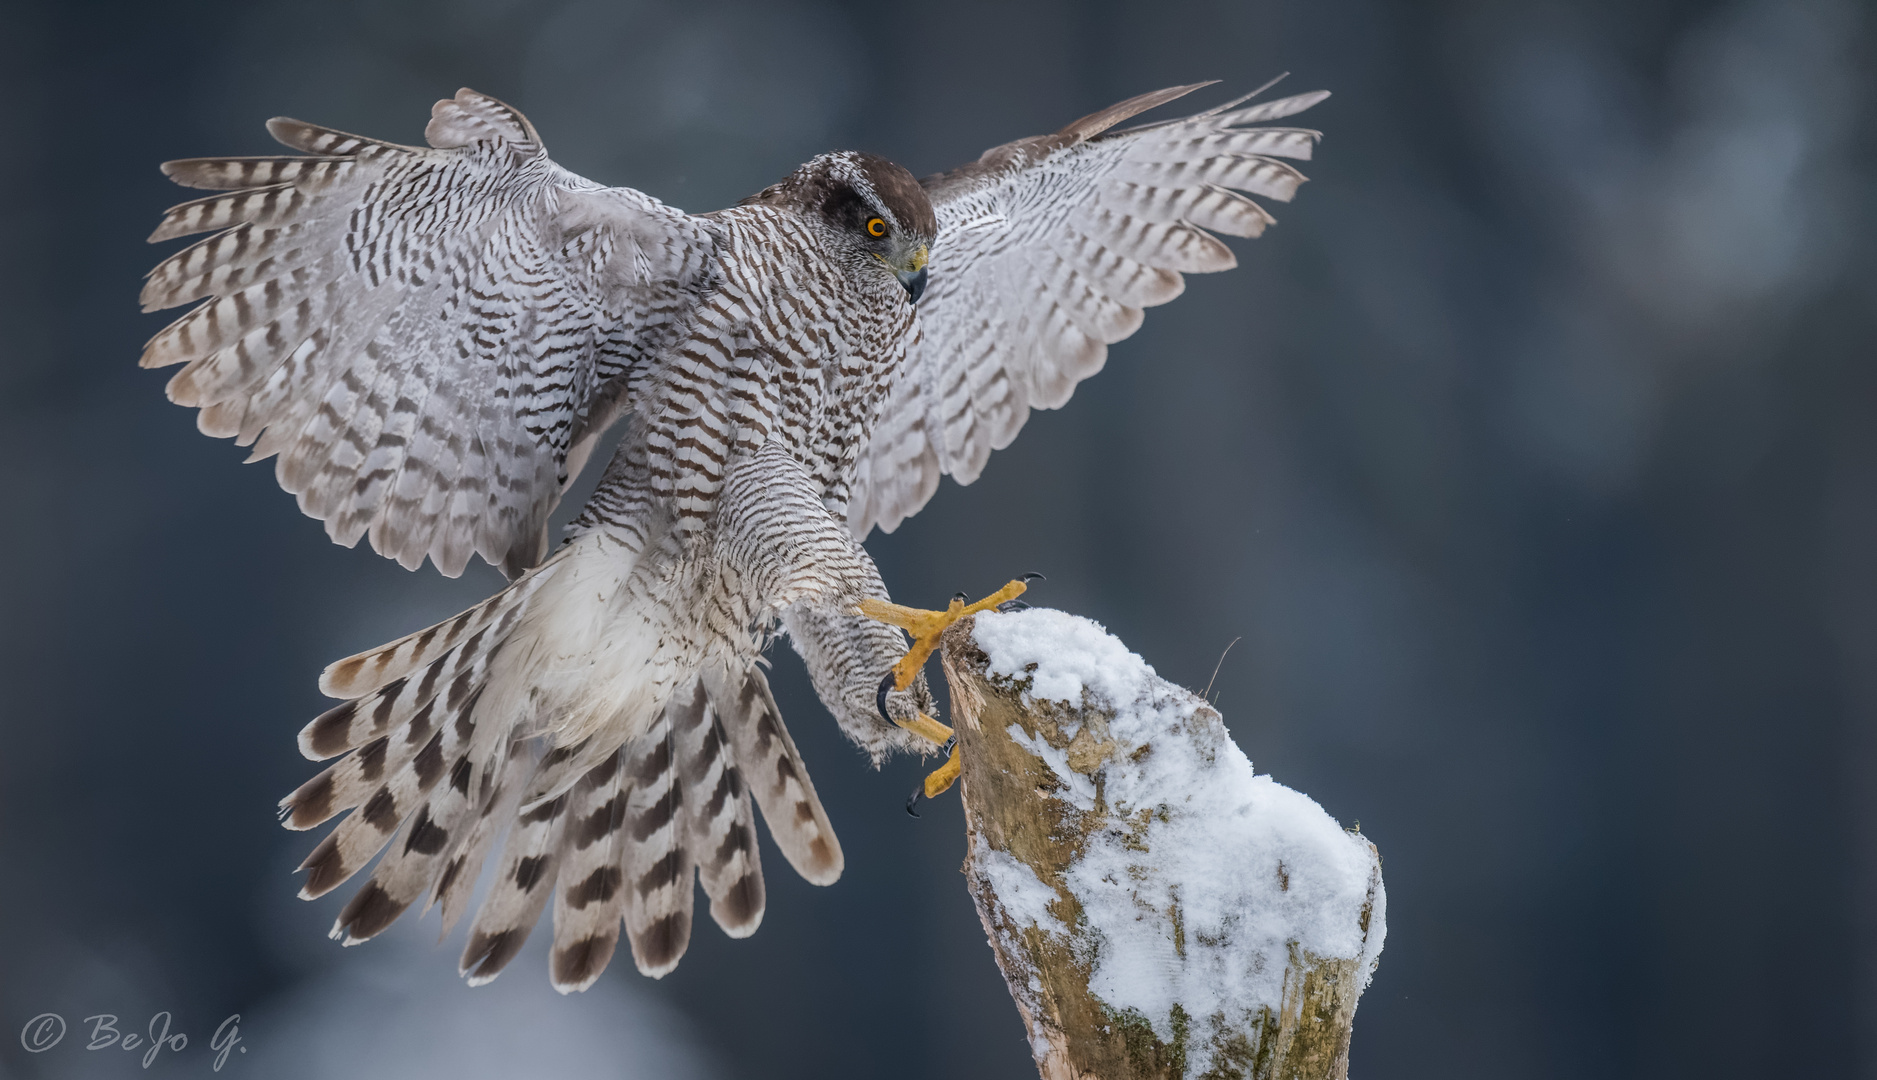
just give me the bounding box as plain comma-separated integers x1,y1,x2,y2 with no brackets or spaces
923,740,963,799
858,577,1036,751
860,577,1038,817
906,738,964,817
858,576,1037,696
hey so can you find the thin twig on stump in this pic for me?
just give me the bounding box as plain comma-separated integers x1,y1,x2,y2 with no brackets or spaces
939,610,1385,1080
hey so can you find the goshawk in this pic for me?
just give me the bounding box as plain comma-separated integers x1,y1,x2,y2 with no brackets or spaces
140,82,1326,990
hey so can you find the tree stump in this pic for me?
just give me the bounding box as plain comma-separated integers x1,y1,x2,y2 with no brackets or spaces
939,609,1385,1080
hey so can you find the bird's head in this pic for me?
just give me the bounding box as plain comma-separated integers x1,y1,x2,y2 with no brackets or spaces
745,151,937,303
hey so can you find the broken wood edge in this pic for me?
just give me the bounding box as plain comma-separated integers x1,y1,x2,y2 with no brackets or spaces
940,615,1384,1080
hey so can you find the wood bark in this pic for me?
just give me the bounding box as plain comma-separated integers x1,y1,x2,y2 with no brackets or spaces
939,616,1383,1080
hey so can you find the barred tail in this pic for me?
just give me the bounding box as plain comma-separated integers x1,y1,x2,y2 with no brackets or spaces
280,559,842,990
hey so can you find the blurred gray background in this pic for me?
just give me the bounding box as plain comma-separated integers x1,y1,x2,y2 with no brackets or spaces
2,0,1874,1076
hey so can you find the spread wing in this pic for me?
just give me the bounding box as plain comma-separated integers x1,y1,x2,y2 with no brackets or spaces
847,82,1327,539
141,88,717,577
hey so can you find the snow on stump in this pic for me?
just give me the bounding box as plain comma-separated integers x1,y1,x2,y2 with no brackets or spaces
940,610,1385,1080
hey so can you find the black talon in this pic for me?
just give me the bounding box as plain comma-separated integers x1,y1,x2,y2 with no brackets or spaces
940,734,957,757
997,600,1030,613
953,591,969,603
876,671,897,726
1022,572,1046,583
905,788,924,817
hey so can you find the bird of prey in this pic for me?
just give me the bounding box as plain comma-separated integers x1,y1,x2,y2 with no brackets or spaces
139,81,1326,991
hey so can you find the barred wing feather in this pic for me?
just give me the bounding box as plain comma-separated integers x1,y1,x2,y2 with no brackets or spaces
142,88,716,577
848,82,1327,539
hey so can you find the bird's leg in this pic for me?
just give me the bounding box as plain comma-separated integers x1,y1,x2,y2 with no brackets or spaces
858,576,1040,809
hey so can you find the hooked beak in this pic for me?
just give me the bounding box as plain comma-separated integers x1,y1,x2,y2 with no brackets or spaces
892,243,929,304
897,265,928,304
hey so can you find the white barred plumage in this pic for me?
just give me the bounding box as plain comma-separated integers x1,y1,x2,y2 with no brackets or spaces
847,81,1330,537
142,82,1324,990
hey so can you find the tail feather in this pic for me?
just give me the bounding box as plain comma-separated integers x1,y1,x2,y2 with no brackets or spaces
292,684,482,900
281,546,846,989
317,556,552,701
714,667,844,886
284,635,499,823
431,741,532,937
518,734,617,815
621,701,696,979
460,779,569,986
548,748,630,993
678,682,764,937
327,746,480,944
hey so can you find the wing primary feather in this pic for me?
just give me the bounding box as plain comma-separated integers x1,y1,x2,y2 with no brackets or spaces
1058,81,1218,141
1104,72,1299,137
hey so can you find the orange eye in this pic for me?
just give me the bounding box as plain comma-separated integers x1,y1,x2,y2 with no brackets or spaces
866,217,887,237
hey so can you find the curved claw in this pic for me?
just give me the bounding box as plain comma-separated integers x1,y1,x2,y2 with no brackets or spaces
906,735,963,818
876,670,897,725
996,600,1030,613
1022,572,1047,583
877,675,953,745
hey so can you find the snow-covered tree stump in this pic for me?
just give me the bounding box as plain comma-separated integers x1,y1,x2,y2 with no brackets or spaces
939,610,1386,1080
